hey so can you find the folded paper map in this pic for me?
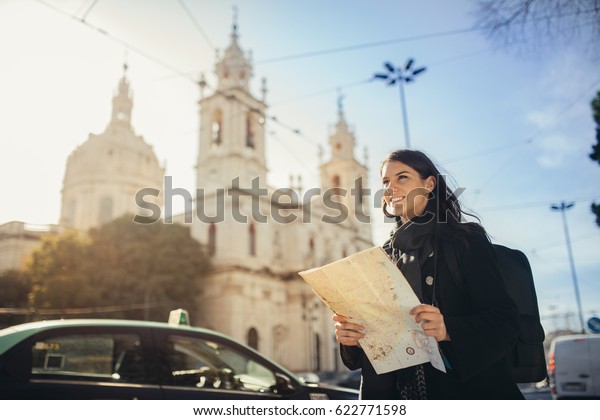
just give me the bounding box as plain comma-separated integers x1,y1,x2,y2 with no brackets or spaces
299,246,445,374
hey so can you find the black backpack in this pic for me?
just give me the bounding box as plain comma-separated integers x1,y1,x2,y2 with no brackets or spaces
443,242,547,383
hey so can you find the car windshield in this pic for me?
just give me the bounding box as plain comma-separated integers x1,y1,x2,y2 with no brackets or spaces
165,334,276,392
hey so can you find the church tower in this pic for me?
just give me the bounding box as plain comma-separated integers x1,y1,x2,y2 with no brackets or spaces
196,21,267,190
319,96,372,244
60,65,164,231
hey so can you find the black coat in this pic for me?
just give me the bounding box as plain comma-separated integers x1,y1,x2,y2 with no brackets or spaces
340,228,524,400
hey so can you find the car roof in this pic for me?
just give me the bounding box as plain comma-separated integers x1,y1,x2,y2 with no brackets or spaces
0,319,247,357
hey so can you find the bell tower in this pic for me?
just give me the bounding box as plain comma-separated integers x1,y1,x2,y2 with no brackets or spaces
319,95,371,242
196,20,268,190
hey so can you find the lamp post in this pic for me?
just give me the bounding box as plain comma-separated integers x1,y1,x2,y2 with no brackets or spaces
374,58,426,148
550,201,585,333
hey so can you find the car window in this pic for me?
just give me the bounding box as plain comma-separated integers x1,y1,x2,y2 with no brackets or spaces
164,334,277,393
31,333,148,384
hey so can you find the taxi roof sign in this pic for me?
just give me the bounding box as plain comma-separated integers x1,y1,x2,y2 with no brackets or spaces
168,309,190,326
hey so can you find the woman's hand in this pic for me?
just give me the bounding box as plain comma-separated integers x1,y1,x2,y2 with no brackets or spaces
333,314,365,347
410,304,451,342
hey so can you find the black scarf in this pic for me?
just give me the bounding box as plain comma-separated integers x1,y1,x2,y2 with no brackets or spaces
384,211,436,303
381,206,437,400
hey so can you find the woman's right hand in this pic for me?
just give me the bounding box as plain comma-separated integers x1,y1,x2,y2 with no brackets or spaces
333,314,365,347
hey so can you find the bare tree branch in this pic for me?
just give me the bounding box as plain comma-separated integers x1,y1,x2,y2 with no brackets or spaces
472,0,600,58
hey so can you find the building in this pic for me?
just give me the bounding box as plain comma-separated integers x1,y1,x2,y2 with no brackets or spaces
60,64,164,232
0,222,63,271
0,22,373,373
187,23,373,372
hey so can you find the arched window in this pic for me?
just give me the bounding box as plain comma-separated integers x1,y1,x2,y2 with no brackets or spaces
332,175,341,188
247,327,258,350
211,110,223,149
332,174,341,197
248,224,256,256
208,224,216,256
246,112,254,149
99,197,113,225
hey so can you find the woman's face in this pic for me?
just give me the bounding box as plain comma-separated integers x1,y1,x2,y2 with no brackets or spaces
381,160,435,221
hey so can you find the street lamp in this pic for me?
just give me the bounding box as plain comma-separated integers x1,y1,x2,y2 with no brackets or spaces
550,201,585,333
374,58,426,148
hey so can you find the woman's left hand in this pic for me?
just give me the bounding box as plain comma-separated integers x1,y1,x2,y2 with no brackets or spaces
410,304,451,342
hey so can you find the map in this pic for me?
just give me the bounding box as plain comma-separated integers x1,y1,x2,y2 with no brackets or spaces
299,246,445,375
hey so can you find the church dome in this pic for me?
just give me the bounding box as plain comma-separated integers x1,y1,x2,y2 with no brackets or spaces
60,66,164,231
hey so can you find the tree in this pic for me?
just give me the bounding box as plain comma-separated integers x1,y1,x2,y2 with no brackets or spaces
0,270,32,326
0,270,31,308
27,230,95,311
590,91,600,227
27,215,210,321
472,0,600,58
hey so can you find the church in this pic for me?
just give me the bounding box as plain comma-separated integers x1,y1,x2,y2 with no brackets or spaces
2,22,374,373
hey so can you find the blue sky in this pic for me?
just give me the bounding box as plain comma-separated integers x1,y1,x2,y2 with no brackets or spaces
1,0,599,334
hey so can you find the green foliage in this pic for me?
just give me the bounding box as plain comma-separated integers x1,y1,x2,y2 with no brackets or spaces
592,203,600,228
0,270,32,326
590,91,600,228
0,270,31,307
26,215,210,321
27,230,94,310
590,91,600,164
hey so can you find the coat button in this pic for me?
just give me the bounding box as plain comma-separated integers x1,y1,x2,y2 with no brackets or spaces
425,276,434,286
428,251,435,258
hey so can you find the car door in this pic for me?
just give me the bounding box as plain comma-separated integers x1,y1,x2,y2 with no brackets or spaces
0,325,163,399
152,328,308,400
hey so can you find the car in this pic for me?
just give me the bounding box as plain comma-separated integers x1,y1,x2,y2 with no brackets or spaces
0,318,358,400
548,334,600,399
337,369,361,390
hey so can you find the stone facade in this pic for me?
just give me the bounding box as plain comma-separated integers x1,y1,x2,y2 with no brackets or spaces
189,25,373,372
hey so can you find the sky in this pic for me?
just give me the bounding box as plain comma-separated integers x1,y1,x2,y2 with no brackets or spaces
0,0,599,334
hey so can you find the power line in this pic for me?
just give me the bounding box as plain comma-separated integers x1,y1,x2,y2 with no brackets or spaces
256,27,480,64
478,196,600,212
79,0,99,22
33,0,600,169
33,0,312,144
33,0,197,83
442,74,600,166
177,0,215,50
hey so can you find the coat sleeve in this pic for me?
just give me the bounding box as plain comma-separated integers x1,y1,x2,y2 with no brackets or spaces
442,232,520,381
339,344,363,370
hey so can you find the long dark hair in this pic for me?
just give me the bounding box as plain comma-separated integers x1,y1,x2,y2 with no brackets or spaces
380,149,486,238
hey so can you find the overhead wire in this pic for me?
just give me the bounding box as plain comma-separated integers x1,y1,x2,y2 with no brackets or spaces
33,0,313,144
33,0,198,83
33,0,600,173
79,0,99,22
478,196,600,212
177,0,215,51
256,27,479,64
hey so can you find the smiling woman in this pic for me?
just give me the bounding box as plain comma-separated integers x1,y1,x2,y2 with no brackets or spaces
333,149,525,400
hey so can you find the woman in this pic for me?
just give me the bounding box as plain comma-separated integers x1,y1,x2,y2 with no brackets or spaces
333,149,524,400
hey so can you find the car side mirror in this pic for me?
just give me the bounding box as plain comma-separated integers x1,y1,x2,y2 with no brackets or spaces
273,372,297,396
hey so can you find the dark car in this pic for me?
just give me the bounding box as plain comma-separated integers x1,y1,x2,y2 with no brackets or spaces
0,319,358,400
337,369,361,389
